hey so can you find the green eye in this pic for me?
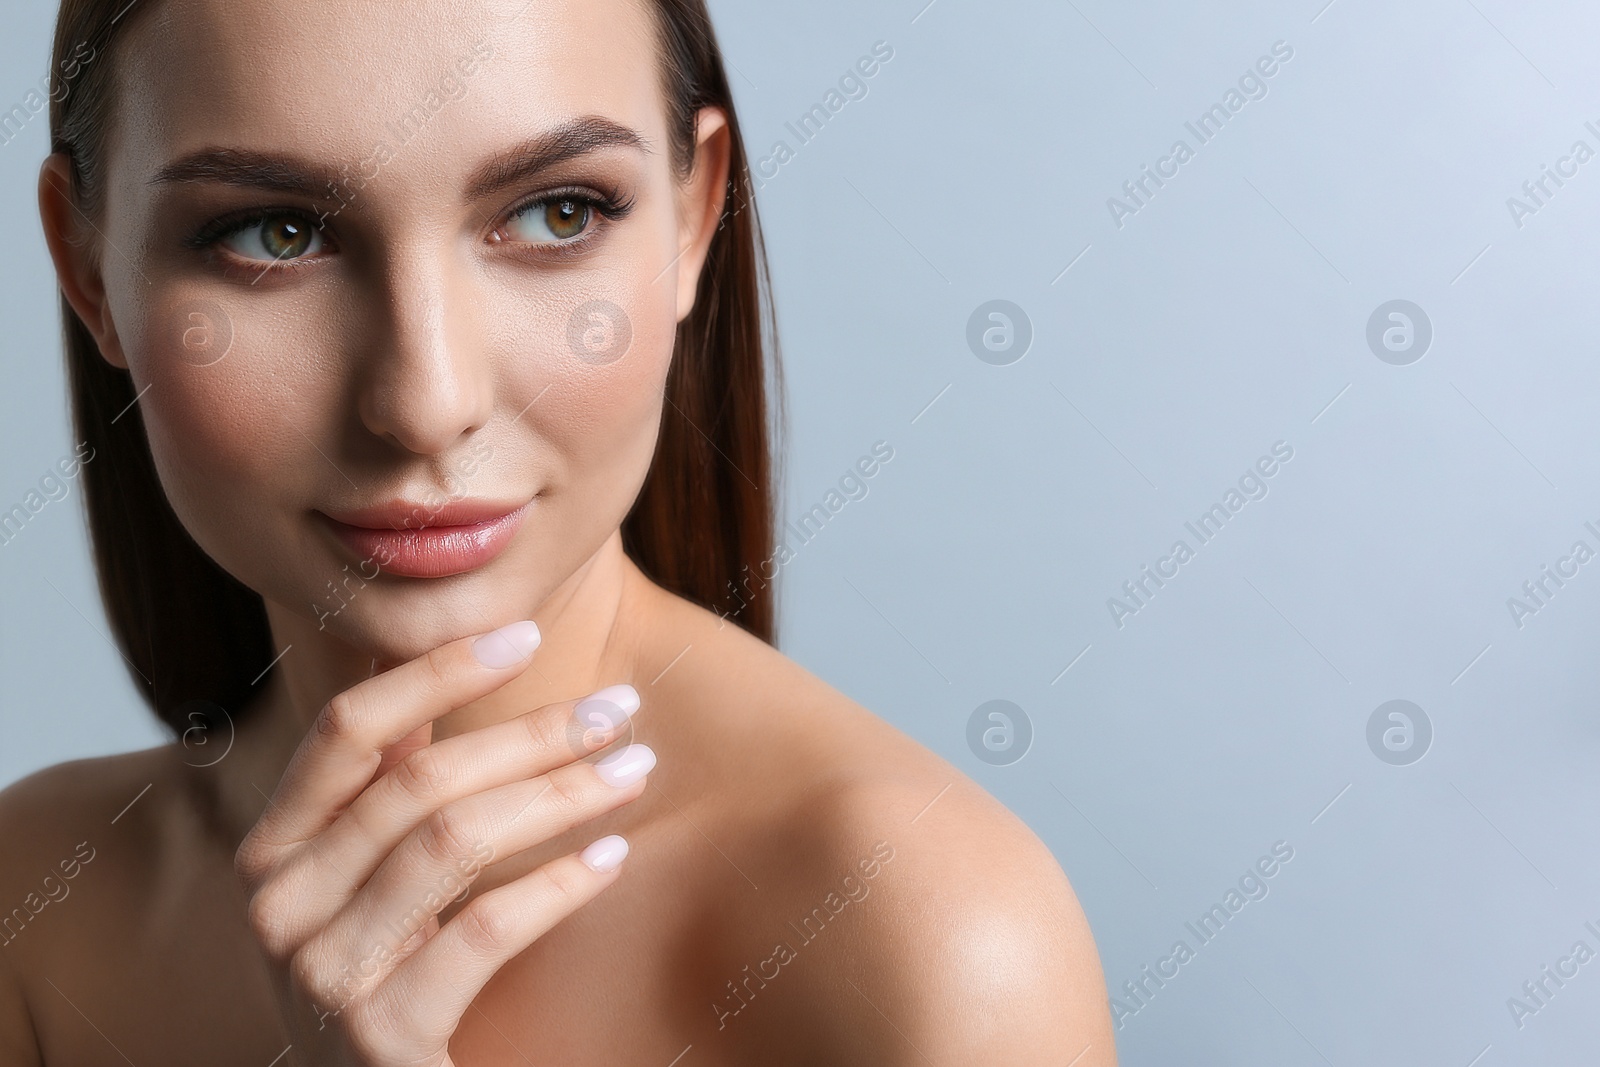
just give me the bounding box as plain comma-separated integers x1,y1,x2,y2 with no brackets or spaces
221,213,325,263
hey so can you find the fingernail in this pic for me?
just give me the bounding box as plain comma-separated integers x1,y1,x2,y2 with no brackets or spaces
594,743,655,788
472,620,541,668
579,834,629,872
574,684,641,731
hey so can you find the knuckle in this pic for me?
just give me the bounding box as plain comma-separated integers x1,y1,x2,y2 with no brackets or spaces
454,894,521,956
233,834,272,888
523,703,571,755
416,805,480,867
390,746,452,806
536,858,587,906
418,644,456,698
295,939,363,1019
536,770,588,817
288,941,336,1005
245,884,297,962
342,999,401,1064
315,692,363,744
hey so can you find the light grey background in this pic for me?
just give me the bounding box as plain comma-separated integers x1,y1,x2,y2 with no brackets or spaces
3,0,1596,1063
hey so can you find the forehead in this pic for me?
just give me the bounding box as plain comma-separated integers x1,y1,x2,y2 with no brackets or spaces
111,0,663,182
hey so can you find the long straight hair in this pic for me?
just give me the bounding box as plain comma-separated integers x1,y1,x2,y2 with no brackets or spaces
47,0,783,735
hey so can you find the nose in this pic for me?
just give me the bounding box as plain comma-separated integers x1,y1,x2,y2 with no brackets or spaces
356,245,493,455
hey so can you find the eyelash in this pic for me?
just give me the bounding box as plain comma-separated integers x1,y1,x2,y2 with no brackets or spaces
495,185,636,260
185,184,637,275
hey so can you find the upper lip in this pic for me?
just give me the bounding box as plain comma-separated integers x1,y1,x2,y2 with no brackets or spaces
320,498,529,531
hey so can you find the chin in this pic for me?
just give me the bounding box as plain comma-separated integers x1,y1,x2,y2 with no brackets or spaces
288,562,540,666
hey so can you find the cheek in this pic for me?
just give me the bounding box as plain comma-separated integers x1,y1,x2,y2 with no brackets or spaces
495,259,677,558
122,291,318,583
538,275,676,475
490,212,680,450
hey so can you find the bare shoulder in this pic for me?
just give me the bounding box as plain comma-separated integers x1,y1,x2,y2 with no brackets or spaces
769,723,1117,1063
784,769,1118,1063
0,745,181,865
0,743,206,967
0,745,187,1065
0,743,177,809
648,591,1117,1062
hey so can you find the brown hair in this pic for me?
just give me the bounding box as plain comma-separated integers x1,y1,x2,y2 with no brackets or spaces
46,0,784,735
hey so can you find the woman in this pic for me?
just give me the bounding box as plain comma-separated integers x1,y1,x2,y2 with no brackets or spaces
0,0,1117,1062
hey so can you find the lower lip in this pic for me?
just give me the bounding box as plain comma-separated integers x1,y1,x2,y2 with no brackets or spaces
321,504,529,579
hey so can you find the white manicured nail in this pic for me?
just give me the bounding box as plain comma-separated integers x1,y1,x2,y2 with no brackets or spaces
594,744,655,788
471,620,541,668
579,834,629,872
574,684,641,730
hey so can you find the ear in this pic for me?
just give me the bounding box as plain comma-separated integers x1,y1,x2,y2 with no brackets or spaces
673,106,732,324
38,152,129,370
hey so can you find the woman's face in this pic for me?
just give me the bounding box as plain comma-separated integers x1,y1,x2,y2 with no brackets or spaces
65,0,726,661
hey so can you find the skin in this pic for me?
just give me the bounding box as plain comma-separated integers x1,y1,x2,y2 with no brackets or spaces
2,0,1119,1062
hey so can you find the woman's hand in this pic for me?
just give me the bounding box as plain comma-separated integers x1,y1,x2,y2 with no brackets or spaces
233,620,653,1066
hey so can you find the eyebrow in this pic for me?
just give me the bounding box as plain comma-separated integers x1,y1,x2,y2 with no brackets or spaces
148,115,652,200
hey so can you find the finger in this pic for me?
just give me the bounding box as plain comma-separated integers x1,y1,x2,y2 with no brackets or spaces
269,685,640,930
238,620,543,878
371,721,435,786
362,838,629,1050
299,746,653,981
342,683,640,862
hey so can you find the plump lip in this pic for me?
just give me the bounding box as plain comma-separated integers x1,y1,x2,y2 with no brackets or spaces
316,498,530,578
322,498,529,530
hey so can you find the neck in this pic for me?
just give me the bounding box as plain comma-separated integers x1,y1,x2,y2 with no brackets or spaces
219,529,653,836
